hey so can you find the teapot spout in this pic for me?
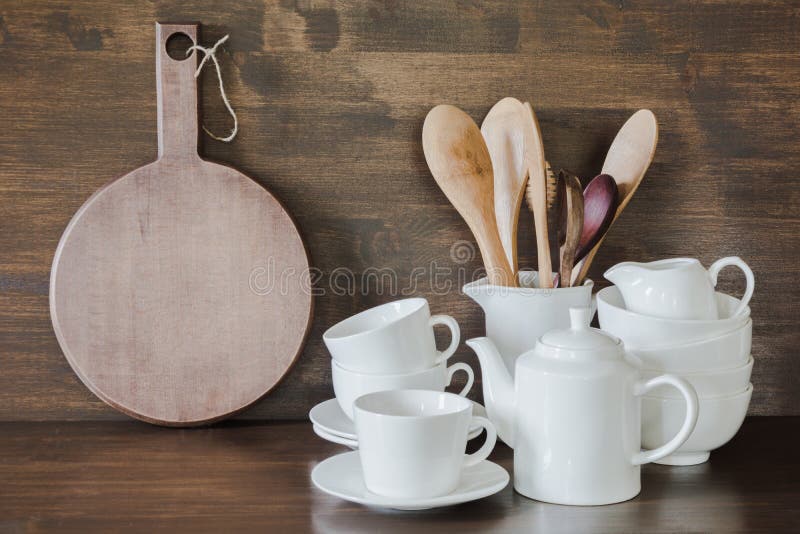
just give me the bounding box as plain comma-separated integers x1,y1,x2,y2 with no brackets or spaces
466,337,516,447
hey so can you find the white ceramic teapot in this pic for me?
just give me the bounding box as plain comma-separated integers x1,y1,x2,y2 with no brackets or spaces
466,308,699,505
604,256,754,320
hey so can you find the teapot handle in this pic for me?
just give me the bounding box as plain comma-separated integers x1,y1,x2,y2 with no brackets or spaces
708,257,754,318
631,375,699,466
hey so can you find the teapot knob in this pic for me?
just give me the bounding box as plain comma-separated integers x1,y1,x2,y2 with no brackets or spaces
569,307,593,330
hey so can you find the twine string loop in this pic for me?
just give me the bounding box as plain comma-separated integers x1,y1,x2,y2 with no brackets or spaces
187,34,238,142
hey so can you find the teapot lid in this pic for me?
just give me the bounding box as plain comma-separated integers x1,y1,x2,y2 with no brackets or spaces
538,307,622,359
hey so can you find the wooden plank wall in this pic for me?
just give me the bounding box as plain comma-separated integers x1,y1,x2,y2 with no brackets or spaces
1,0,797,421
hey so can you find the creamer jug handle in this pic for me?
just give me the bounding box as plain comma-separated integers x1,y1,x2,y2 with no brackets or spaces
708,257,754,318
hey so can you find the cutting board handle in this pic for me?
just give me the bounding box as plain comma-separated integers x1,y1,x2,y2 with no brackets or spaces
156,23,199,160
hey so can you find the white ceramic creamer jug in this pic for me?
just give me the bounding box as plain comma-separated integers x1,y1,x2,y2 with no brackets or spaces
604,257,754,320
467,308,699,505
463,271,593,375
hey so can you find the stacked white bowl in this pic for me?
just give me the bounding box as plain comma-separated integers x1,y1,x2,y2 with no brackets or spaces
597,269,754,466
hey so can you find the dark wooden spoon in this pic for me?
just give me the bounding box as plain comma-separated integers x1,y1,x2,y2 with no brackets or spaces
576,173,618,263
557,170,584,287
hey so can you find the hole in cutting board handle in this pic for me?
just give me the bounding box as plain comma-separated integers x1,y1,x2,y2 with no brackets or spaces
165,32,194,61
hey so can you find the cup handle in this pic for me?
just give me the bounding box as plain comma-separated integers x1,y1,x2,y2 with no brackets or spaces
446,362,475,397
631,375,699,466
463,416,497,468
429,314,461,365
708,256,754,318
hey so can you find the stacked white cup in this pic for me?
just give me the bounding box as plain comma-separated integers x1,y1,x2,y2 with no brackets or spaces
323,298,472,420
598,256,755,466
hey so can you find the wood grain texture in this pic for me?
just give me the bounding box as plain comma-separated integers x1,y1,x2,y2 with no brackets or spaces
0,418,799,531
0,0,798,421
49,23,312,424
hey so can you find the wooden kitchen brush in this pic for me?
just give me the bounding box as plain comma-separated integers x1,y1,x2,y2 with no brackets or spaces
545,161,557,209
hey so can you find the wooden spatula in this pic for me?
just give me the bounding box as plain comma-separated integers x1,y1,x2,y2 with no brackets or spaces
572,109,658,285
522,102,554,288
480,97,528,274
423,104,517,287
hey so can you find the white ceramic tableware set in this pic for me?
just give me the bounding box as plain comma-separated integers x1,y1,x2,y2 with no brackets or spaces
310,257,756,509
310,298,508,509
600,256,755,465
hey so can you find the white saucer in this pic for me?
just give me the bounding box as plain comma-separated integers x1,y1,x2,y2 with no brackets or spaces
309,398,487,442
313,424,358,449
312,451,509,510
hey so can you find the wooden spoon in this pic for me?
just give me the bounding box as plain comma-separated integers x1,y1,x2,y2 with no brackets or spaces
422,104,517,287
557,170,584,287
576,173,618,263
480,97,528,274
572,109,658,285
521,102,554,288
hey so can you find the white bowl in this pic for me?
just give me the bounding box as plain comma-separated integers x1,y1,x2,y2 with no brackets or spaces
640,356,753,398
629,319,751,372
597,286,750,348
331,359,473,420
641,384,752,465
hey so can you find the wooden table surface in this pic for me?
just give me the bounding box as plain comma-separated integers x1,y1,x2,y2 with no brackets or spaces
1,417,798,533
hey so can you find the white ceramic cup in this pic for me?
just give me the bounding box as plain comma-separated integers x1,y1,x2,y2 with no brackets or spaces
323,298,460,375
345,390,497,499
604,257,754,320
629,319,752,372
597,286,750,348
332,359,474,420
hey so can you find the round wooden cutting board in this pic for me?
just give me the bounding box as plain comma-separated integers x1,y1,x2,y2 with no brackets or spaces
49,23,312,426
